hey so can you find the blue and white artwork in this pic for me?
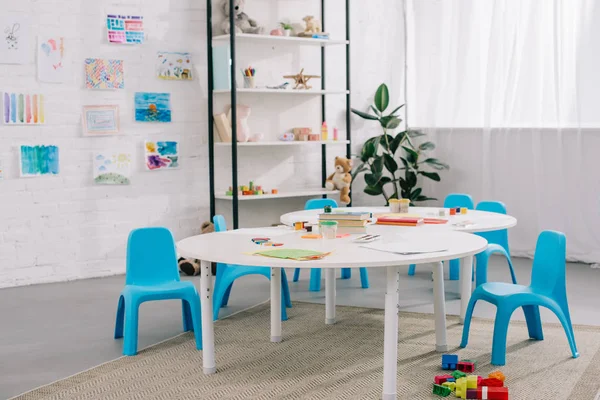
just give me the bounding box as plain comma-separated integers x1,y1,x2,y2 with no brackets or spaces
145,141,179,171
20,145,59,177
93,152,131,184
134,92,171,123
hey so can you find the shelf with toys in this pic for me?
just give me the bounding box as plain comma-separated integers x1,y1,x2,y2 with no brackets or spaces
215,140,349,147
213,88,349,95
212,33,348,47
216,188,339,201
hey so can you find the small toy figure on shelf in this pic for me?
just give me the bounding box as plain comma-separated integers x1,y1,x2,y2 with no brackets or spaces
279,132,295,141
221,0,264,34
325,157,352,205
293,127,312,141
270,28,283,36
297,15,324,37
284,68,321,90
266,82,289,90
280,22,293,36
321,121,329,140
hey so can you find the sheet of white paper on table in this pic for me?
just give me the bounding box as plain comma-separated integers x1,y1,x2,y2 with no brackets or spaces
360,241,448,254
226,227,294,237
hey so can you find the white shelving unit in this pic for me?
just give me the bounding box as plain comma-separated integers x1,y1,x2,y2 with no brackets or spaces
213,88,349,95
213,33,348,47
215,140,350,147
215,189,339,201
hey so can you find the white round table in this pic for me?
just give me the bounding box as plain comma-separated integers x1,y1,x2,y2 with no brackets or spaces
177,228,487,400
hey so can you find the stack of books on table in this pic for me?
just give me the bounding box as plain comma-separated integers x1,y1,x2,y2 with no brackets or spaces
376,215,424,227
319,211,371,234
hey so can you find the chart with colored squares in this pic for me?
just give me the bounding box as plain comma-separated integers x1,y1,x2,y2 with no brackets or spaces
106,15,144,44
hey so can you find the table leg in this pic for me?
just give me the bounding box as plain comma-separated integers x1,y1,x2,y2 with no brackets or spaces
432,261,448,352
270,267,282,343
200,260,216,374
382,265,400,400
325,268,336,325
459,255,474,324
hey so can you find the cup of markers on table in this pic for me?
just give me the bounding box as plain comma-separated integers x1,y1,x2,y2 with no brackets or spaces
242,67,256,88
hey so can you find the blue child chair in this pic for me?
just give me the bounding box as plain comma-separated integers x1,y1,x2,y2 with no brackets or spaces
460,230,579,365
292,198,369,291
114,227,202,356
212,215,292,321
474,201,517,287
408,193,474,280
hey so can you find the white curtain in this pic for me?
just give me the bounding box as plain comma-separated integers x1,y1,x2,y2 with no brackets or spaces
407,0,600,264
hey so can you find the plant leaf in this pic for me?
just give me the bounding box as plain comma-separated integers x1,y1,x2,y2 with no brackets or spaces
419,171,441,181
351,108,379,121
378,134,394,150
418,141,436,151
372,157,384,174
402,146,419,163
370,105,381,116
383,153,398,173
416,195,437,201
374,84,389,113
412,187,422,199
380,176,392,185
423,158,450,170
360,137,378,162
364,185,383,196
388,104,405,116
390,131,407,154
406,171,417,187
364,173,381,187
385,117,401,130
399,156,409,169
407,129,426,138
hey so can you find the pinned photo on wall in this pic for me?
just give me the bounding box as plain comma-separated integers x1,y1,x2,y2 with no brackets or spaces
38,36,67,83
93,152,131,185
20,145,59,177
156,52,193,80
134,92,171,122
85,58,124,90
144,141,179,171
3,92,45,125
0,15,31,64
107,14,144,44
82,105,119,136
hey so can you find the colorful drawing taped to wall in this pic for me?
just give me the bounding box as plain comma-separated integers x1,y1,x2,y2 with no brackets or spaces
38,36,67,83
0,15,31,64
145,141,179,171
20,145,59,177
93,152,131,185
135,92,171,122
3,92,45,125
156,52,193,80
0,159,3,180
107,15,144,44
82,105,119,135
85,58,124,90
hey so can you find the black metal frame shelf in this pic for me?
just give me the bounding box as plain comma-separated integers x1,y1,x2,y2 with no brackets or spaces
206,0,351,229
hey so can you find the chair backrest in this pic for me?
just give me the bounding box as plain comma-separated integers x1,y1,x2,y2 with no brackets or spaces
213,214,227,232
126,227,180,286
444,193,475,209
475,201,510,252
305,198,338,210
530,231,567,297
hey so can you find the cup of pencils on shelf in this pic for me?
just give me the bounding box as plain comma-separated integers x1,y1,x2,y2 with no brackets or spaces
243,67,256,88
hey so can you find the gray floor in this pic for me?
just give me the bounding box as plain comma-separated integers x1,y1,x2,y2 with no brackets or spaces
1,257,598,399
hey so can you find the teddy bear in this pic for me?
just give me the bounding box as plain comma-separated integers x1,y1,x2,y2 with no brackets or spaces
221,0,264,35
325,156,352,205
302,16,322,34
178,221,215,276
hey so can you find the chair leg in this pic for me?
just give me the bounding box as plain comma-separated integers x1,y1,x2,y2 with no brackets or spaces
475,253,489,287
309,269,322,291
490,306,515,366
293,268,300,282
182,300,193,332
341,268,351,279
522,305,544,340
222,282,233,307
359,267,369,289
449,259,460,280
549,303,580,359
407,264,416,276
114,295,125,339
281,269,292,308
123,298,140,356
212,281,230,321
460,298,478,348
186,295,203,350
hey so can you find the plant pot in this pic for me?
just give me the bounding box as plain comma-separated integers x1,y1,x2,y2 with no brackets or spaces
284,29,292,37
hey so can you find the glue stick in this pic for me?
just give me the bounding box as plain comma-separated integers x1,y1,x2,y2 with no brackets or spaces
321,122,328,141
333,127,339,141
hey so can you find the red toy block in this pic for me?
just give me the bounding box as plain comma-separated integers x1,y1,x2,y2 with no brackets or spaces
480,378,503,387
477,387,508,399
434,374,453,385
457,361,475,373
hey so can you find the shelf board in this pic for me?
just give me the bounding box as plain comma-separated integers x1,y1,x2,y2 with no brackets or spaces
213,33,348,47
215,140,349,147
215,189,338,201
213,88,349,95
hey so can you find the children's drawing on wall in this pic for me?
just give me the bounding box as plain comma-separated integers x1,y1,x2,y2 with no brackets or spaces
145,141,179,171
0,16,30,64
20,145,59,177
156,52,193,80
107,14,144,44
93,152,131,185
3,92,45,125
85,58,124,90
38,36,67,83
82,105,119,135
0,159,4,180
134,92,171,122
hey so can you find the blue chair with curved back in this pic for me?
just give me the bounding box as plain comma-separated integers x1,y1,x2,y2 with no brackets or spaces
293,198,369,291
212,215,292,321
114,227,202,356
461,230,579,365
408,193,474,280
474,201,516,287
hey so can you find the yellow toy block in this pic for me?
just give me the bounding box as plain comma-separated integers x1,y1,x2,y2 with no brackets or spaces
455,377,467,399
442,381,456,391
466,375,478,389
488,371,506,382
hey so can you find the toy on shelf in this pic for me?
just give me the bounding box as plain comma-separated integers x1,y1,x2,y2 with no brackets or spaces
270,28,283,36
266,82,289,90
248,133,263,142
325,157,352,205
333,126,339,141
284,68,321,90
441,354,459,370
227,104,251,142
293,127,312,141
271,189,278,194
321,121,329,140
297,15,324,36
242,66,256,88
279,132,295,141
309,134,320,141
221,0,264,34
280,22,293,36
226,181,273,196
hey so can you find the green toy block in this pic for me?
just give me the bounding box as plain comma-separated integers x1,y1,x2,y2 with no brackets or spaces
432,384,452,397
452,370,467,379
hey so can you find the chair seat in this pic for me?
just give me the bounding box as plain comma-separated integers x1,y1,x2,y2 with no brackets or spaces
478,282,531,297
122,281,196,301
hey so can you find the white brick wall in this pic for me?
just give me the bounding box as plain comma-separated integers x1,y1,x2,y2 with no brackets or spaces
0,0,404,288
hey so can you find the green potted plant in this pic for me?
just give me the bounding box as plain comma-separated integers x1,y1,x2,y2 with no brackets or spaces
280,22,293,36
351,83,449,204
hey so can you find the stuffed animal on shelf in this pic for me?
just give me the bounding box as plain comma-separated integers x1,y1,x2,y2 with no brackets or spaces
302,16,321,34
221,0,264,34
178,221,215,276
325,156,352,205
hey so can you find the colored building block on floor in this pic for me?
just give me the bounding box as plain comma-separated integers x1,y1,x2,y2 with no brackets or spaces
452,370,467,380
433,384,452,397
446,378,455,382
442,381,456,391
462,359,478,368
466,375,478,389
442,354,459,370
468,387,509,399
480,378,504,387
458,361,475,373
488,371,506,382
455,377,468,399
435,375,454,385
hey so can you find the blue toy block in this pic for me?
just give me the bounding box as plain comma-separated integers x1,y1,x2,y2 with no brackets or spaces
446,378,455,382
441,354,459,370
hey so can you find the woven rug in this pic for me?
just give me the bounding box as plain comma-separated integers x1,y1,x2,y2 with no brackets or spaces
14,302,600,400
